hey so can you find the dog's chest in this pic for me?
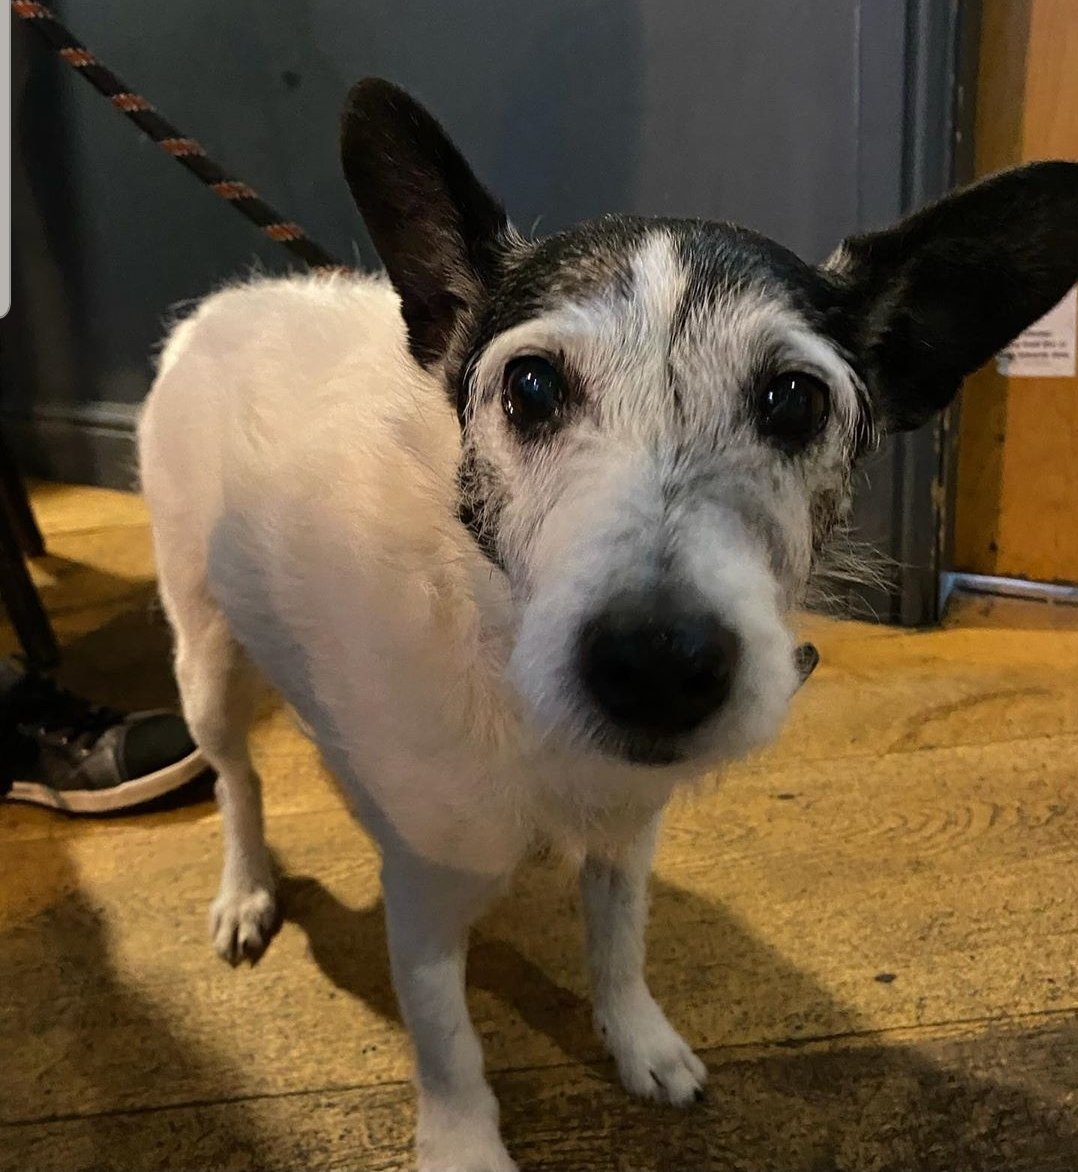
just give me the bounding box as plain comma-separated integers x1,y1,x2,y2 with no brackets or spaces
514,749,674,865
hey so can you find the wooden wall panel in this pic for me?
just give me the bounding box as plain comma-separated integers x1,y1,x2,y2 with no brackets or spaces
953,0,1078,582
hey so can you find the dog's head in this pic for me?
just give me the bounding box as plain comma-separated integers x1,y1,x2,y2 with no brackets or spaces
342,78,1078,768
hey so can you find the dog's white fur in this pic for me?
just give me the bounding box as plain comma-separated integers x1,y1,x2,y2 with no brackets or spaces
143,263,795,1171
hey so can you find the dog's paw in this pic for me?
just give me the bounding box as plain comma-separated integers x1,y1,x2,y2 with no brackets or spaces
210,883,277,965
417,1089,518,1172
597,989,708,1106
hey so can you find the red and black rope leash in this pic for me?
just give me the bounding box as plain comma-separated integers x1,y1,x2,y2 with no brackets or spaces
12,0,345,271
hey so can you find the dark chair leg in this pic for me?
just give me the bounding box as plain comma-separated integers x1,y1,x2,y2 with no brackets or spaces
0,428,45,557
0,497,59,671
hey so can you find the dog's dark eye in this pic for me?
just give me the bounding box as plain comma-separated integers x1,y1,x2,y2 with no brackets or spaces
756,371,830,451
502,357,565,431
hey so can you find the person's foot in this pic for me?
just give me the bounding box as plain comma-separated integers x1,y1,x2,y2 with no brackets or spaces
0,658,207,814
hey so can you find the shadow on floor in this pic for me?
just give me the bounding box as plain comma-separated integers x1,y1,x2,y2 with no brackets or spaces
281,867,611,1078
496,1010,1078,1172
0,849,277,1172
2,841,1076,1171
0,557,180,716
49,580,179,713
280,860,1078,1172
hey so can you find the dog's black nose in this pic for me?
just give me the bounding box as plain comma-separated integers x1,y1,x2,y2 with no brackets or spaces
579,600,740,737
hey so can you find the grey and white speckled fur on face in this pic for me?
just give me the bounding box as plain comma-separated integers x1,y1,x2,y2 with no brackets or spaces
464,228,870,591
454,222,871,764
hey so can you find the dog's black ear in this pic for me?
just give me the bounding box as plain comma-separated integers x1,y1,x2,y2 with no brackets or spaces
341,78,512,367
824,161,1078,432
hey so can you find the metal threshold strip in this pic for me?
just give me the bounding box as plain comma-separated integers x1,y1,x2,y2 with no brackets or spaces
941,572,1078,609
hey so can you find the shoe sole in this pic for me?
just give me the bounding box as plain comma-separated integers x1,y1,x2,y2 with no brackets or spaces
7,748,210,814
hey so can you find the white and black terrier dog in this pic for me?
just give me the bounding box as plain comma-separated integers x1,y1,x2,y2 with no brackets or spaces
139,79,1078,1171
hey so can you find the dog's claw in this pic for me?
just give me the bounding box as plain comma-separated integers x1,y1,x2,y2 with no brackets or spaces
598,993,708,1107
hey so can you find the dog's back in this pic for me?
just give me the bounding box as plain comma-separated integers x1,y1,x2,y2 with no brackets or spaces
143,271,436,532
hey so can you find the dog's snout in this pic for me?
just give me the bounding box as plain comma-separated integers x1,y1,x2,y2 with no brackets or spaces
579,599,740,737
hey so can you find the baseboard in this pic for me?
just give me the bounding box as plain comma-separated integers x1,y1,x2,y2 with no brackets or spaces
0,402,140,492
941,571,1078,608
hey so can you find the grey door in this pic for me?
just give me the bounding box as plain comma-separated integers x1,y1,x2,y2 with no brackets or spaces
2,0,977,624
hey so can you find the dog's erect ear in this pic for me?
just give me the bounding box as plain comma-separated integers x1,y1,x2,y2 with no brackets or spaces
824,161,1078,432
341,78,512,367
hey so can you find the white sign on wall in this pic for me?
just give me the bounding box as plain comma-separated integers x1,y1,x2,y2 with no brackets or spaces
996,285,1077,378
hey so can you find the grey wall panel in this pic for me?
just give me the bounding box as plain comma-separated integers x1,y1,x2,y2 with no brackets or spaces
5,0,871,413
2,0,970,621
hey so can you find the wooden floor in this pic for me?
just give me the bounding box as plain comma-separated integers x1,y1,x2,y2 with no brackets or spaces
2,484,1077,1172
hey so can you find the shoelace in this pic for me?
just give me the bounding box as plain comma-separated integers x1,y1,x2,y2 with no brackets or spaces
0,672,123,788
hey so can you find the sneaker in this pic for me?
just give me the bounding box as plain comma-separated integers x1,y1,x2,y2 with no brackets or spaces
0,658,207,814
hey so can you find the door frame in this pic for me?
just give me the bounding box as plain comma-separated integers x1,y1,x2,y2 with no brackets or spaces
846,0,981,625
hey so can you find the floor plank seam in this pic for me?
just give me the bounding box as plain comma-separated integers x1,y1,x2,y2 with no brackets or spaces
710,1004,1078,1055
4,1005,1074,1131
737,729,1078,771
0,1077,416,1130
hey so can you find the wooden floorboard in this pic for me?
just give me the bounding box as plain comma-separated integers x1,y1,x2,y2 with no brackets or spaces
4,1019,1076,1172
2,485,1077,1171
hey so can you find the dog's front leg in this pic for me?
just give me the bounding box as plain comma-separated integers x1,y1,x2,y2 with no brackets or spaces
581,814,707,1105
383,851,517,1172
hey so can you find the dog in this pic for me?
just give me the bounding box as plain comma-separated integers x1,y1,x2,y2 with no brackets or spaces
137,78,1078,1171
